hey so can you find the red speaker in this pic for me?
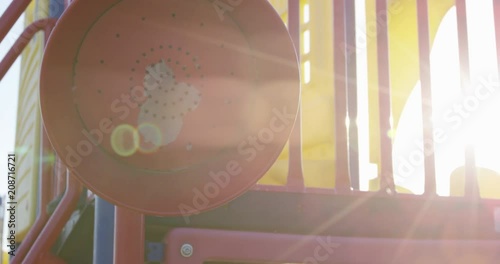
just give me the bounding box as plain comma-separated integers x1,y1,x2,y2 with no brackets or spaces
40,0,300,216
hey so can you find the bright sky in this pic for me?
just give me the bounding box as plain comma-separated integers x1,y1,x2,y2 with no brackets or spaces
0,1,24,196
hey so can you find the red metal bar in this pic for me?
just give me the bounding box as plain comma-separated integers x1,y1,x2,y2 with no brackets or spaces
416,0,436,195
54,157,68,197
23,175,82,263
0,0,32,43
494,1,500,82
164,228,500,263
251,184,335,194
495,2,500,205
114,207,145,264
455,0,479,198
376,0,395,193
158,190,500,240
8,18,57,263
286,0,305,190
11,131,54,264
0,18,57,81
333,0,352,192
345,0,360,190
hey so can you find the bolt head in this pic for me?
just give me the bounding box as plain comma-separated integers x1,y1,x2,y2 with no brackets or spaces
180,243,193,258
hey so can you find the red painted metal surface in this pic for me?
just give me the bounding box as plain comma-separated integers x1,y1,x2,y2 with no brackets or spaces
376,0,395,193
164,228,500,263
455,0,479,199
153,190,500,240
3,1,499,262
251,184,334,194
23,175,82,263
345,0,360,190
38,253,68,264
0,18,57,81
333,0,352,192
416,0,437,195
39,0,300,216
54,157,68,198
0,0,32,43
286,0,305,191
495,0,500,74
0,15,58,263
114,207,145,264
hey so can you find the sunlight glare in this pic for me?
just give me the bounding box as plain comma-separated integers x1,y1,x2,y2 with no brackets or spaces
393,2,500,196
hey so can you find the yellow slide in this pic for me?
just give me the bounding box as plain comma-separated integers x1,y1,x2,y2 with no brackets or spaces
259,0,456,191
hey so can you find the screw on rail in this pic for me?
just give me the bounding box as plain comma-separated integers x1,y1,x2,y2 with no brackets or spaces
180,243,193,258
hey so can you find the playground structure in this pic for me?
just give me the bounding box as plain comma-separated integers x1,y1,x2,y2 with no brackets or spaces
1,0,500,263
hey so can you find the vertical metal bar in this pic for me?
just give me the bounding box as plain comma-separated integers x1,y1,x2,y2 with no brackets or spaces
333,0,352,192
495,2,500,198
23,175,82,263
50,0,66,18
375,0,395,193
493,0,500,75
416,0,437,195
286,0,305,190
52,153,68,199
0,0,32,43
345,0,360,190
94,197,116,264
10,19,57,264
114,207,145,264
55,157,67,196
456,0,479,198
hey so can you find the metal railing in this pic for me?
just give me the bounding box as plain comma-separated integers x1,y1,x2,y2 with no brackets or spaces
1,0,500,263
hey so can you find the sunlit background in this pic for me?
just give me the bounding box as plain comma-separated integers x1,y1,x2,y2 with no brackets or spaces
392,0,500,196
0,1,24,197
1,0,500,197
297,0,500,196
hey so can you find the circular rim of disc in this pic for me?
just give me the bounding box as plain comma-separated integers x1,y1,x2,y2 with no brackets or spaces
40,0,300,216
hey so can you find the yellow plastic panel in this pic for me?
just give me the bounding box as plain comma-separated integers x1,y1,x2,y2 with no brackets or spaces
267,0,288,24
366,0,454,171
260,0,336,188
1,0,50,249
260,0,290,185
259,0,457,190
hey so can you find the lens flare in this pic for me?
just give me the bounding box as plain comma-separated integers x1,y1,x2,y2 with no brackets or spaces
138,122,162,154
15,146,30,155
111,124,139,157
41,152,56,165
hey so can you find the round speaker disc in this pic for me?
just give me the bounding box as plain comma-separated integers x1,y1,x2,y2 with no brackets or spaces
41,0,300,216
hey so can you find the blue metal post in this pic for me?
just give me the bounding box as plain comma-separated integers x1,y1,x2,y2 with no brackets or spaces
93,197,115,264
49,0,65,18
